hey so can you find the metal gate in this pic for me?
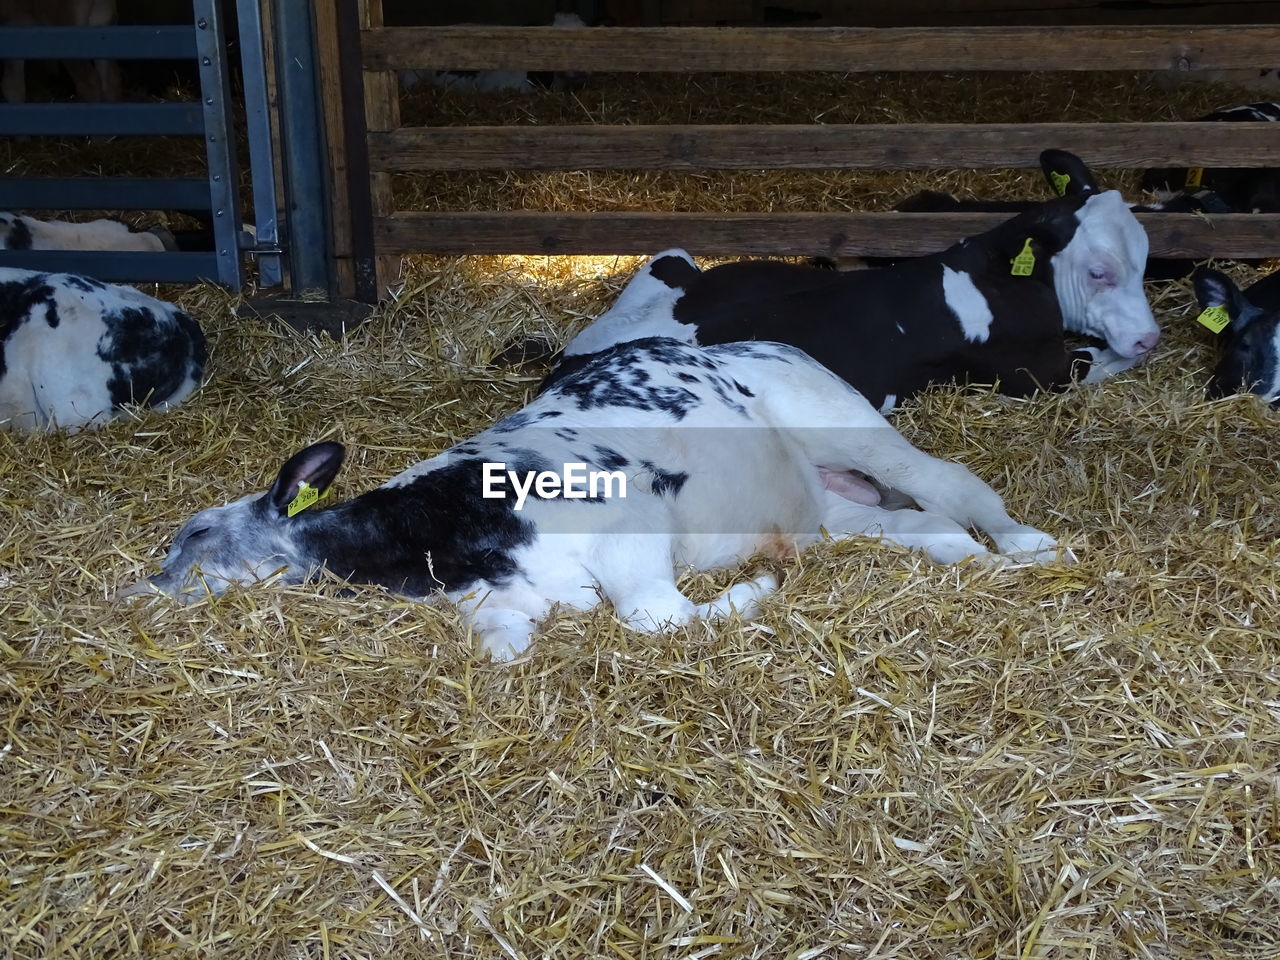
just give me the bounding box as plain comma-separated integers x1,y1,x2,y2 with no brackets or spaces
0,0,283,288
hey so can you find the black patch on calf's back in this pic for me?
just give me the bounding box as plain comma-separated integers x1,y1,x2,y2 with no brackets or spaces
63,274,107,293
6,219,32,250
550,340,701,420
642,460,689,498
97,306,206,409
0,273,59,377
592,445,629,471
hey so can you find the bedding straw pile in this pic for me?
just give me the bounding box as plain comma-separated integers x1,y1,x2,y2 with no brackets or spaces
3,71,1279,959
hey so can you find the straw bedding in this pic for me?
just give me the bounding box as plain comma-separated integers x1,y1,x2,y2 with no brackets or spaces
2,71,1279,959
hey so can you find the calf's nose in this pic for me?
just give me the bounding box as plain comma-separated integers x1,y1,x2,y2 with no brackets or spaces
1132,330,1160,355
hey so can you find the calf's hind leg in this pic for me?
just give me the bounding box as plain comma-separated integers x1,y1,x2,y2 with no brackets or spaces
758,363,1061,561
819,491,995,565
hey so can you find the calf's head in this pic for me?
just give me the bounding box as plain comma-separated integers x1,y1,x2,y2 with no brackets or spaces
119,441,346,601
1192,268,1280,403
1038,151,1160,358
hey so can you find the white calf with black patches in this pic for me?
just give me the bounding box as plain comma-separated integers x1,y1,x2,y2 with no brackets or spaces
0,212,166,252
544,151,1158,411
0,268,205,431
124,339,1061,660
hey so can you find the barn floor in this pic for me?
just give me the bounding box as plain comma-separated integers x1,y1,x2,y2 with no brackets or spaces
3,71,1280,959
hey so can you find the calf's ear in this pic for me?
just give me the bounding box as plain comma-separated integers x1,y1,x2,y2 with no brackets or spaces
1040,150,1100,197
1192,268,1241,312
267,441,346,517
1192,267,1261,332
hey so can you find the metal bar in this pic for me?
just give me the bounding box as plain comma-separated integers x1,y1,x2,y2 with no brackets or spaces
0,250,221,283
0,25,196,60
193,0,244,289
273,0,334,295
335,0,377,304
235,0,283,288
0,178,211,211
0,102,203,136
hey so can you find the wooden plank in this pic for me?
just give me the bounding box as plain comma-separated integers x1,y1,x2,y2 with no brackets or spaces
374,211,1280,258
358,0,404,299
369,121,1280,172
663,0,1280,27
360,24,1280,73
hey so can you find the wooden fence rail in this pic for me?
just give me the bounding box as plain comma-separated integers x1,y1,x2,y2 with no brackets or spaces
370,122,1280,171
375,211,1280,258
361,25,1280,73
345,8,1280,297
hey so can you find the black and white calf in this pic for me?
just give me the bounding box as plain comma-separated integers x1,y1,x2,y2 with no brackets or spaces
0,212,167,252
543,151,1158,413
1192,267,1280,404
876,159,1233,281
1141,102,1280,214
123,339,1060,660
0,268,206,431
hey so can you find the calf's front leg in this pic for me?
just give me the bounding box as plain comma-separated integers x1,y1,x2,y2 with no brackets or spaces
591,533,776,632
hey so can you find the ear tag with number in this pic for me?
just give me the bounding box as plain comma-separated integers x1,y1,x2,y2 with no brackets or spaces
1010,238,1036,276
1185,167,1204,190
1050,171,1071,197
1195,305,1230,334
287,481,328,517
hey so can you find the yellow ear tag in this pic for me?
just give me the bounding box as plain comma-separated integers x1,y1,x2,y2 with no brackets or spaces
1010,238,1036,276
1185,167,1204,190
1050,171,1071,197
286,481,328,517
1195,305,1230,334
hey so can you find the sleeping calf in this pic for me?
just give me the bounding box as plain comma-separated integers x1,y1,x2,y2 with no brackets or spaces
879,177,1231,281
1142,102,1280,215
0,267,205,431
0,212,166,253
121,338,1060,660
543,150,1158,413
1192,267,1280,403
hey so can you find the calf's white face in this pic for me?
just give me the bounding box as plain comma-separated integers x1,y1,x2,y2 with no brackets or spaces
1052,191,1160,358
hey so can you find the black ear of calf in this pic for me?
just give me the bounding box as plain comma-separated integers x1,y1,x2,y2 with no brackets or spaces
1022,209,1078,258
267,441,346,517
1039,149,1100,197
1191,267,1238,311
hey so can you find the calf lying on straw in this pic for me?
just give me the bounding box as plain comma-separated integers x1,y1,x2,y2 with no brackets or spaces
1142,101,1280,214
542,150,1159,413
0,267,206,431
0,212,167,253
1192,267,1280,403
120,338,1061,660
